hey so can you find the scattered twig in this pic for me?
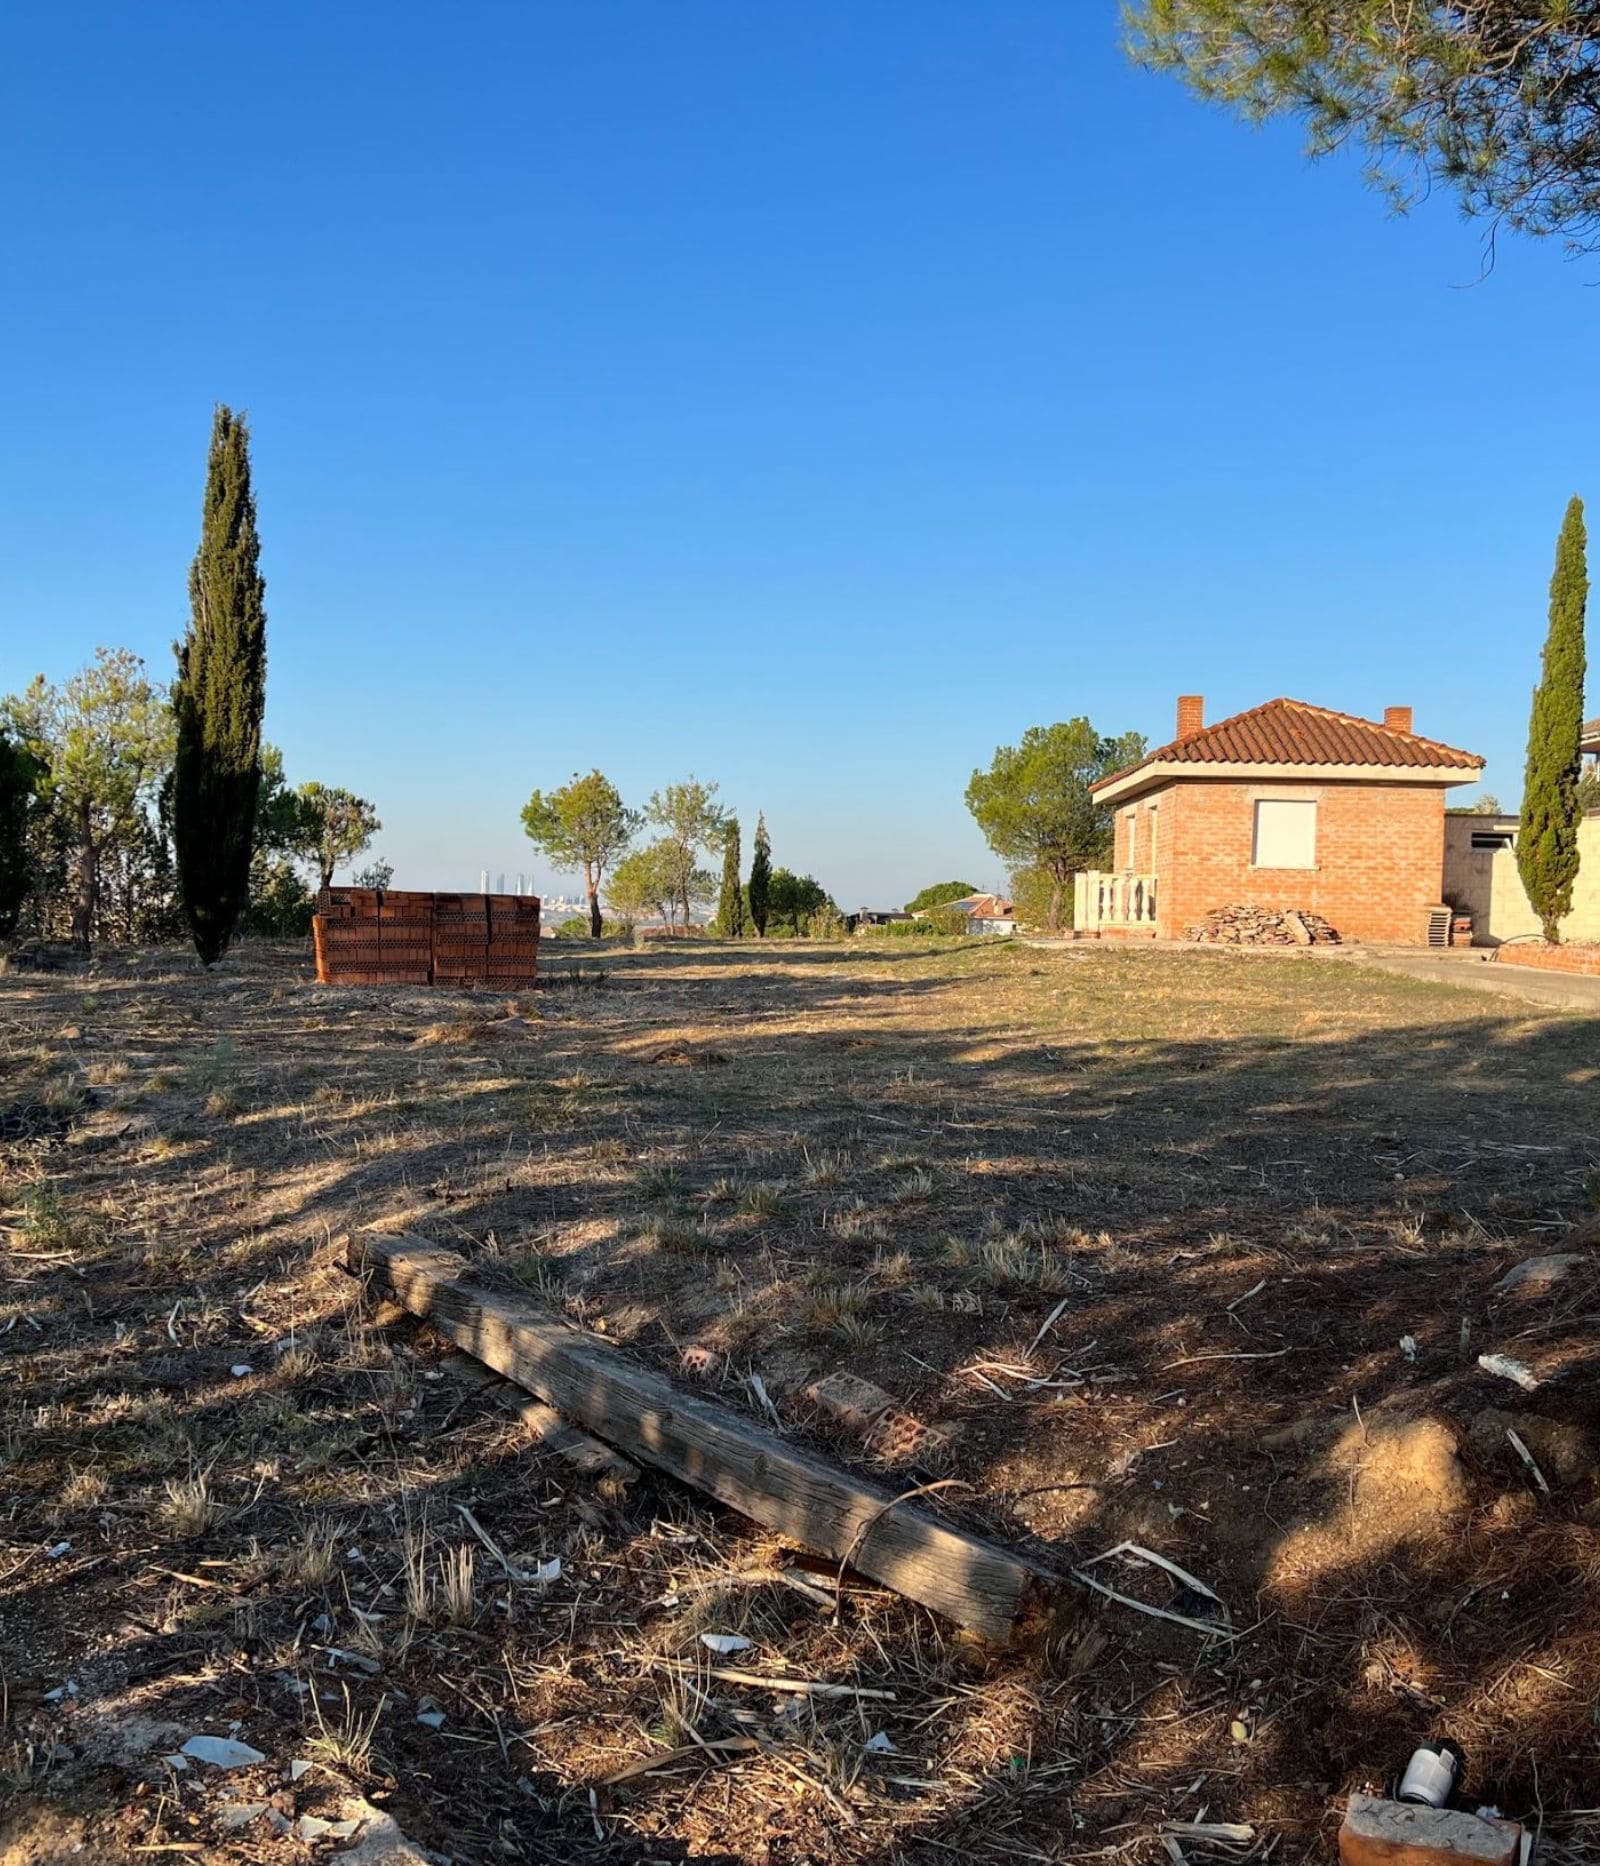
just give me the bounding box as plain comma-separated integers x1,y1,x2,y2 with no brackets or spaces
599,1736,760,1786
1507,1428,1551,1496
1160,1348,1290,1370
454,1503,524,1583
1071,1541,1235,1638
834,1477,970,1620
747,1373,782,1429
1026,1296,1071,1358
654,1661,896,1701
1225,1280,1266,1312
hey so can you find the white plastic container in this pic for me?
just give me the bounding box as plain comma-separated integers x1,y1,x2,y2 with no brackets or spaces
1398,1743,1461,1808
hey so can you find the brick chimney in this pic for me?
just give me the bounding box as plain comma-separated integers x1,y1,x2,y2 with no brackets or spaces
1176,695,1205,742
1384,705,1413,735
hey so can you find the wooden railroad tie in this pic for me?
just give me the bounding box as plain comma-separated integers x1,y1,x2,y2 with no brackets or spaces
348,1233,1074,1645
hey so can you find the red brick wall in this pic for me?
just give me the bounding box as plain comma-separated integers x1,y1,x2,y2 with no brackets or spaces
1145,778,1450,944
1497,941,1600,975
1114,796,1171,877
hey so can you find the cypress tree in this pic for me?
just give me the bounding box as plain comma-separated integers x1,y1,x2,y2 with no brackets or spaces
173,406,268,965
0,728,41,937
1518,495,1588,943
748,812,771,937
718,817,744,937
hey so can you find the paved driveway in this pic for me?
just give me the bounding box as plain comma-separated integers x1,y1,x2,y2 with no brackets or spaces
1338,945,1600,1013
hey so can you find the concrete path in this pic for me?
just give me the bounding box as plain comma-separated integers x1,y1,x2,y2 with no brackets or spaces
1025,934,1600,1013
1337,946,1600,1014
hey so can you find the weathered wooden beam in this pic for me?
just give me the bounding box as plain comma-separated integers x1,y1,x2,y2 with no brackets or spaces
441,1350,639,1483
349,1233,1071,1644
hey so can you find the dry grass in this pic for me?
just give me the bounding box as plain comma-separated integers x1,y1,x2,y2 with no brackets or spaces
158,1467,217,1536
280,1518,340,1590
306,1682,386,1774
2,937,1599,1865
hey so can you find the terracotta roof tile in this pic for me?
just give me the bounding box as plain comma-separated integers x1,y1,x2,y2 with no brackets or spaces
1583,714,1599,749
1094,698,1484,793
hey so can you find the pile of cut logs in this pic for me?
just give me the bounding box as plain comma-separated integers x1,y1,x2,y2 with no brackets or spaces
1184,904,1340,946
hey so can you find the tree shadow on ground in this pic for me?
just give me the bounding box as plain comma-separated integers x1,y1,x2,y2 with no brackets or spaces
2,937,1599,1863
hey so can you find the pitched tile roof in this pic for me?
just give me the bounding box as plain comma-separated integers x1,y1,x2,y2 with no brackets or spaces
1094,698,1484,794
1584,714,1599,751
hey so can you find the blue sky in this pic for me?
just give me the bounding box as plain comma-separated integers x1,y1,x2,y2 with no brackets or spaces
0,3,1592,907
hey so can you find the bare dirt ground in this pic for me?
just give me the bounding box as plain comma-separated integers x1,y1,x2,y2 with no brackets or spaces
3,936,1599,1866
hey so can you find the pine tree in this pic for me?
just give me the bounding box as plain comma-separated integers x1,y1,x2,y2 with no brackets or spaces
172,406,267,965
748,812,771,936
1518,495,1588,943
718,817,744,937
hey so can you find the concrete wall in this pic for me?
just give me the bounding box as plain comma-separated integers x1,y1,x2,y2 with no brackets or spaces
1442,814,1600,944
1141,777,1452,944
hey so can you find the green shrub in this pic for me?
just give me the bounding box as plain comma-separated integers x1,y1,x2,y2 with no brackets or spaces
248,857,314,937
862,910,968,937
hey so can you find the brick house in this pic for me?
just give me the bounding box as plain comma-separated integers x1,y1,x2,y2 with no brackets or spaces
1075,695,1485,945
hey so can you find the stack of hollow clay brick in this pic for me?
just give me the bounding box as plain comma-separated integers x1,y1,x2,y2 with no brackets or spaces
313,888,541,987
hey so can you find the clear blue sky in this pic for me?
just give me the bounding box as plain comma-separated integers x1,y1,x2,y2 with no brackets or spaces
1,3,1592,906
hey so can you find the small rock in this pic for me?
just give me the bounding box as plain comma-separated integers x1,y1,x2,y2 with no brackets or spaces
1492,1253,1589,1297
335,1797,432,1864
1477,1352,1541,1392
1568,1212,1600,1249
230,1363,254,1378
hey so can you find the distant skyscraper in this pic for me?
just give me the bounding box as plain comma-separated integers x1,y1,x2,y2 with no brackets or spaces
480,868,489,893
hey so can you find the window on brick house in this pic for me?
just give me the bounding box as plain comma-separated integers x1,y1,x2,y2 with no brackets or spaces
1122,808,1136,871
1252,799,1317,869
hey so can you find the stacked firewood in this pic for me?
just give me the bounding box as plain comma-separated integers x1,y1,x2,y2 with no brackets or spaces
1184,904,1341,946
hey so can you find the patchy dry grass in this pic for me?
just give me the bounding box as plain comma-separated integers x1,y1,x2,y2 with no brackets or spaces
2,937,1599,1865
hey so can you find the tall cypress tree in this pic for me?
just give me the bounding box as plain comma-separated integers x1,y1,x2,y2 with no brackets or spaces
1518,495,1588,943
748,812,771,937
0,728,41,938
173,406,268,965
718,817,744,937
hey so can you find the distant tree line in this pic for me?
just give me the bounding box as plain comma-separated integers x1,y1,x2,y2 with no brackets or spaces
521,775,840,939
0,408,383,956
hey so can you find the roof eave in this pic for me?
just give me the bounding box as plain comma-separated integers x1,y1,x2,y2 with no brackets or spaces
1092,758,1485,806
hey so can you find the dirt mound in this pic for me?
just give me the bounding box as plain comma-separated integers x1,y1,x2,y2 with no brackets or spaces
1264,1412,1469,1592
1468,1408,1595,1488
